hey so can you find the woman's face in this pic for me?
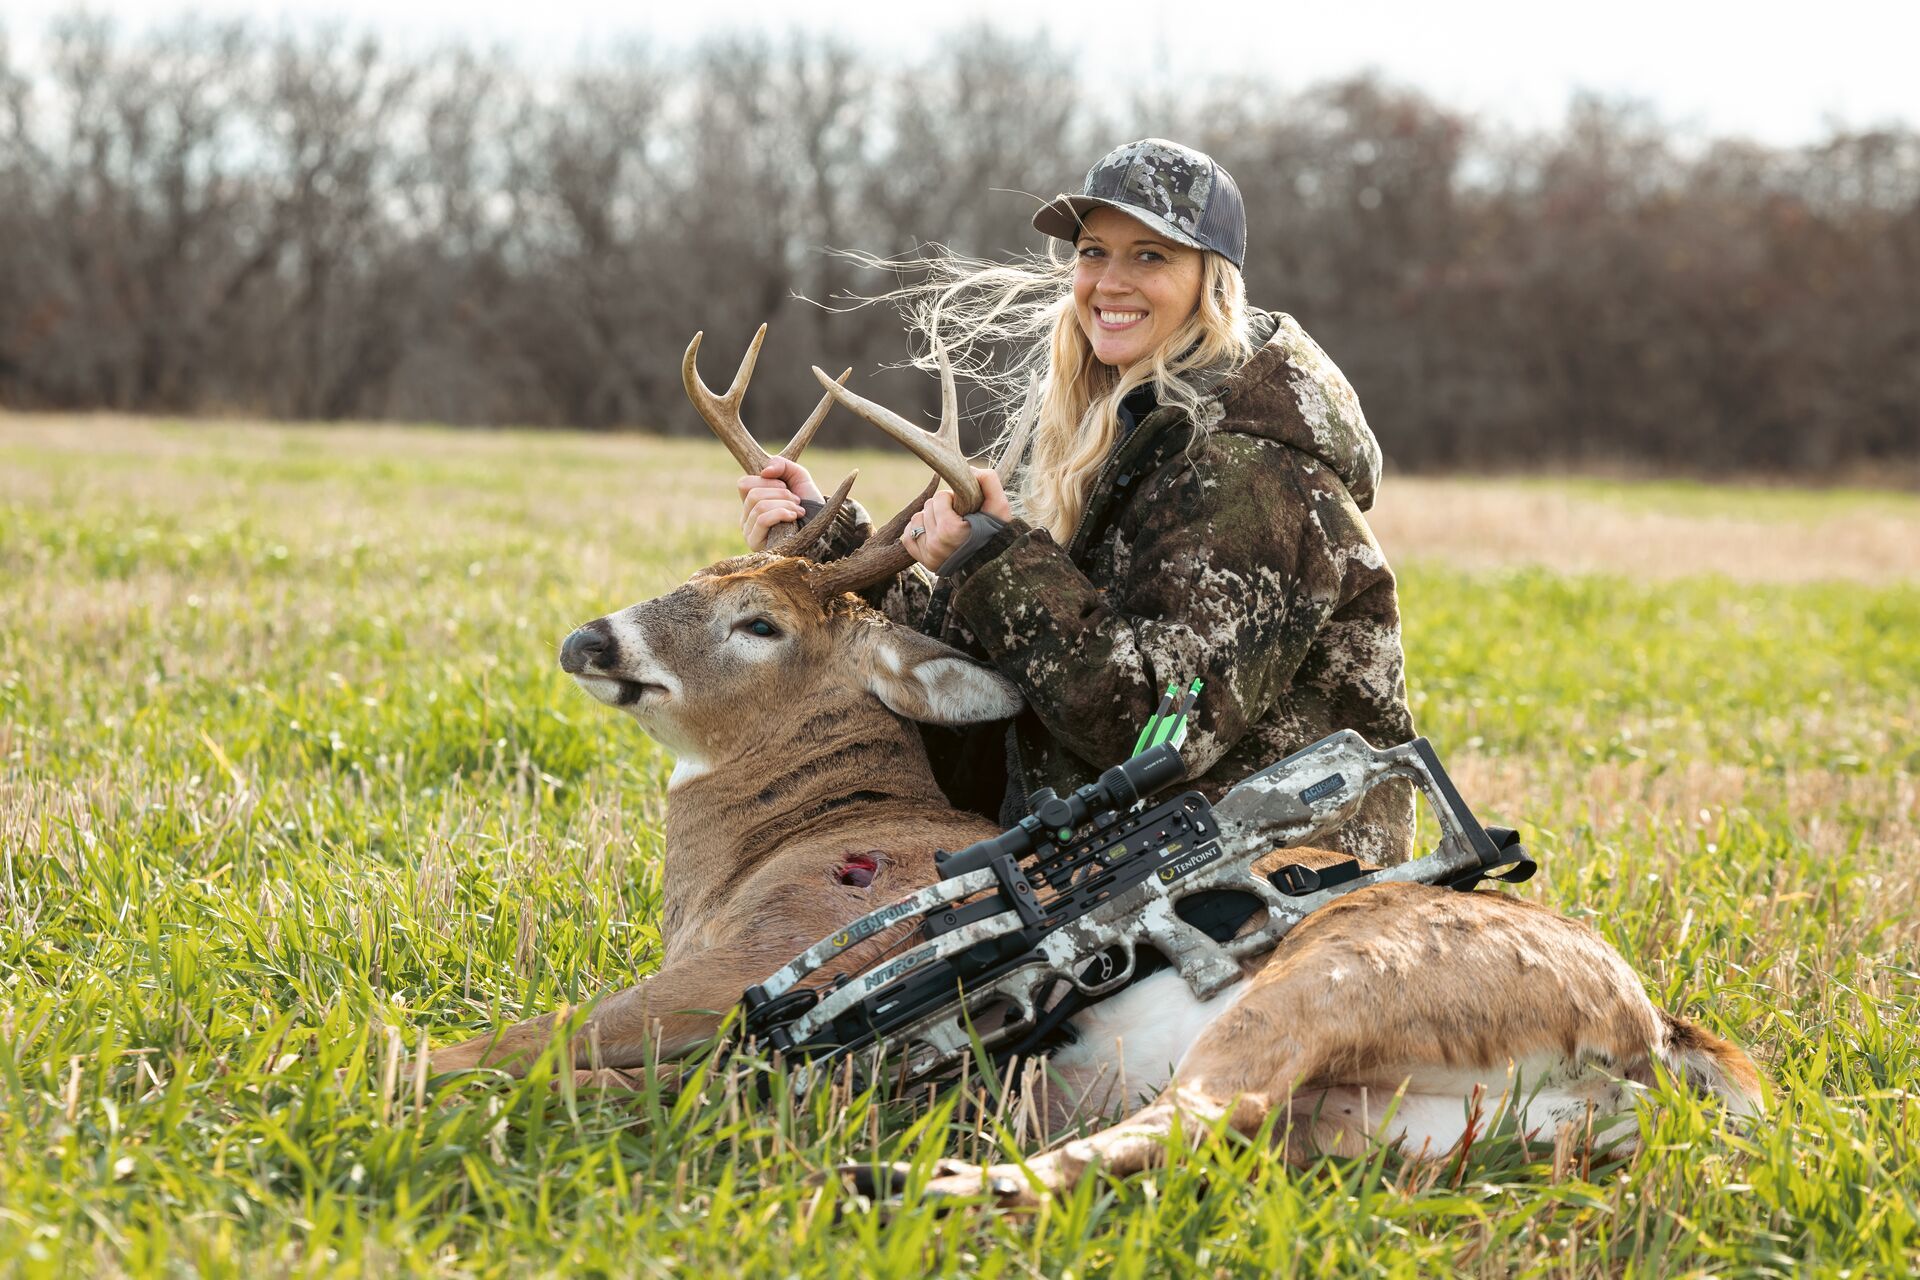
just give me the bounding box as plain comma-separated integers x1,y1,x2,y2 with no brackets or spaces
1072,206,1207,370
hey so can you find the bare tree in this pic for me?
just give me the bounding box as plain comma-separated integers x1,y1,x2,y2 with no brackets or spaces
0,14,1912,472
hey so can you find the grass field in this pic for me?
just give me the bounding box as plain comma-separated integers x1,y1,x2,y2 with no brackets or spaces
3,414,1917,1277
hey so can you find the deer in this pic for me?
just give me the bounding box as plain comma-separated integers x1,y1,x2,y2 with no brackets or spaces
425,325,1765,1208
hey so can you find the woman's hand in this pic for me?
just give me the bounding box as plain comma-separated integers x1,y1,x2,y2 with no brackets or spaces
737,459,824,551
902,468,1014,572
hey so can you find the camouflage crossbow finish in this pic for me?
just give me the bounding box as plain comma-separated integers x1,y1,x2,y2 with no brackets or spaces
740,729,1536,1089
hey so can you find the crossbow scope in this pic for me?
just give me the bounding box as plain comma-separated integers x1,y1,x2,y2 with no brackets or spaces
931,743,1188,879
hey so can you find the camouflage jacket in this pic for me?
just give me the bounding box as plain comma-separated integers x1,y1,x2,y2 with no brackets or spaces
836,310,1416,865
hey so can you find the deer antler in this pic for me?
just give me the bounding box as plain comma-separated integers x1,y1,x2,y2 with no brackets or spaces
805,343,1028,600
683,325,850,472
684,325,851,552
802,481,936,601
780,470,862,561
808,340,983,513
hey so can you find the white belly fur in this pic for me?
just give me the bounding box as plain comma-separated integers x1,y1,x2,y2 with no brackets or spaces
1302,1059,1644,1158
1045,972,1644,1154
1044,968,1245,1122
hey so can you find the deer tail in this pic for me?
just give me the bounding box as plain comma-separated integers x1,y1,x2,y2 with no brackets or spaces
1658,1011,1766,1120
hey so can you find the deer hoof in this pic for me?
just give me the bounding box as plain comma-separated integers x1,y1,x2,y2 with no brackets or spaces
832,1160,913,1202
924,1161,1044,1210
832,1158,1035,1209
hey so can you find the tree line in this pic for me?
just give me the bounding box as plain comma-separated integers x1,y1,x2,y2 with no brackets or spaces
1,16,1915,473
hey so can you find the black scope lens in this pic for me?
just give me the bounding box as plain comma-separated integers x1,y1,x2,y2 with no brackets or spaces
1100,745,1186,809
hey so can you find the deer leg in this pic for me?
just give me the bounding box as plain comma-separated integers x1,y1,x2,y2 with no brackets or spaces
891,906,1383,1208
913,1019,1309,1209
926,1055,1409,1207
905,962,1432,1207
907,885,1681,1208
429,953,738,1081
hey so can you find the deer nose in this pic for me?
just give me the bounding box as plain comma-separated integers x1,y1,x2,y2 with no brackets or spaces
560,624,613,673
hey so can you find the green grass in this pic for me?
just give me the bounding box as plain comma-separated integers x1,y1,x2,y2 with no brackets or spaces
3,417,1917,1276
1531,475,1920,522
1406,567,1920,773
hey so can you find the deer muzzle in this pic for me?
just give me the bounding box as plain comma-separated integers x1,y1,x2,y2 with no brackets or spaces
561,616,678,708
560,621,614,674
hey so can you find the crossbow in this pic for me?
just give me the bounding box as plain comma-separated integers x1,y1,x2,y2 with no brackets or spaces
740,728,1535,1090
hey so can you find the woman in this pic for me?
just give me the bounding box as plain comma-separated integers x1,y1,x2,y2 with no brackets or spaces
740,138,1415,864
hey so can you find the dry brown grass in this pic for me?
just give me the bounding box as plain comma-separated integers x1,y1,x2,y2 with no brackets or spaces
7,412,1917,583
1453,753,1920,863
1372,476,1920,583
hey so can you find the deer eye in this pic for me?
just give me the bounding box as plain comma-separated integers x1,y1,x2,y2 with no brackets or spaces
736,617,780,639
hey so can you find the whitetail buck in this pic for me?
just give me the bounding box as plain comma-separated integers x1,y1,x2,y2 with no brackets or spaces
427,326,1763,1206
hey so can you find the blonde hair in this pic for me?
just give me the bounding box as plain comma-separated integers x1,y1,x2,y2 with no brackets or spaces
843,242,1256,542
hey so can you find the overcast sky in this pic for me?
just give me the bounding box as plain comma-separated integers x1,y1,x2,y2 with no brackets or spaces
5,0,1914,146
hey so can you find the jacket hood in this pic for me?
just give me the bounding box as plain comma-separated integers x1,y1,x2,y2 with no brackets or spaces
1205,310,1384,510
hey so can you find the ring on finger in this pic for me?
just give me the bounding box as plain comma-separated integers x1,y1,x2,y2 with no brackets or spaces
908,526,925,539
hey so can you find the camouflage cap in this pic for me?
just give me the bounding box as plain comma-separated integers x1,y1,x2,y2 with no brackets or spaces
1033,138,1247,269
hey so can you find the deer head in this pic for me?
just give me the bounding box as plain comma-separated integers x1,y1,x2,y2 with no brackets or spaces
559,327,1029,776
559,554,1021,771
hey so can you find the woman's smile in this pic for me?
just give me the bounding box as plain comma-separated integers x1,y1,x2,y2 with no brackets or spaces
1072,206,1206,369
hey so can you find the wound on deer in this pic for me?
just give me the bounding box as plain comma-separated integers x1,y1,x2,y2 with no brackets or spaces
835,853,880,888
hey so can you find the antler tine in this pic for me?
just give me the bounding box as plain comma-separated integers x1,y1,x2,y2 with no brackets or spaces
807,539,917,603
683,325,773,474
758,370,853,555
777,469,859,560
784,368,851,461
871,476,942,545
992,374,1040,485
809,365,984,513
804,475,938,600
810,543,917,602
808,365,1025,601
934,339,961,455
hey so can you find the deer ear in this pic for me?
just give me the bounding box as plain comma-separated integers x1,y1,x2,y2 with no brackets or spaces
858,625,1023,726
